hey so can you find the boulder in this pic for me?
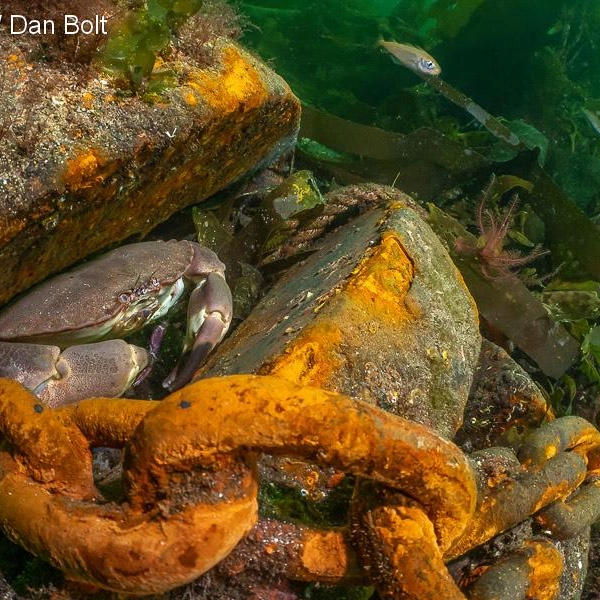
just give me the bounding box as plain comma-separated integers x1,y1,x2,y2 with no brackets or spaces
0,40,300,304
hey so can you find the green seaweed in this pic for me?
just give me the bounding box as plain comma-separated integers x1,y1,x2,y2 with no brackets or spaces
524,163,600,280
101,0,203,90
543,280,600,322
238,0,600,219
489,120,549,165
542,280,600,414
258,478,354,527
0,533,63,596
581,325,600,385
193,170,325,267
416,74,522,148
298,105,489,199
304,583,376,600
544,319,600,417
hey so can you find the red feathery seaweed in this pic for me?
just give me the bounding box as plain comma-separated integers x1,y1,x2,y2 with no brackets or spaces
455,176,548,280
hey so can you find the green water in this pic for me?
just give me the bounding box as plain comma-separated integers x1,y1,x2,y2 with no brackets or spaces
237,0,600,212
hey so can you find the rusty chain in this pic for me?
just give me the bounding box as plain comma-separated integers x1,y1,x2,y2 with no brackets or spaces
1,372,599,598
227,414,600,600
0,374,476,595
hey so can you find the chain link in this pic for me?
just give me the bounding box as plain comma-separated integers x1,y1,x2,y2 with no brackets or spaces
0,374,476,595
1,371,600,597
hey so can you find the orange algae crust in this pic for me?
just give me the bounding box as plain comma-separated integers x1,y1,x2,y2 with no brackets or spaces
62,148,115,192
525,540,563,600
0,379,259,595
264,322,344,389
125,374,476,554
463,539,563,599
0,374,475,594
199,195,480,439
185,46,268,113
264,233,415,389
344,232,414,324
300,531,354,580
354,502,467,599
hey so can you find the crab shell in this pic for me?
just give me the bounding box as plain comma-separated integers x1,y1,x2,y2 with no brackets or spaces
0,340,148,407
0,240,233,393
0,240,224,344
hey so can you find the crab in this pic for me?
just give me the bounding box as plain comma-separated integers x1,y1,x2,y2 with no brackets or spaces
0,240,233,405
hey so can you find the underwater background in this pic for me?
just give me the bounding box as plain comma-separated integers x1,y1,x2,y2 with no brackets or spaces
237,0,600,214
230,0,600,421
0,1,600,598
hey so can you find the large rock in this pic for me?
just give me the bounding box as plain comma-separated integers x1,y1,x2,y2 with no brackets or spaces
197,187,481,438
0,40,300,305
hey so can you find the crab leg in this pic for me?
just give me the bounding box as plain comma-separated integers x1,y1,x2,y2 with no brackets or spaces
163,272,233,391
133,324,168,386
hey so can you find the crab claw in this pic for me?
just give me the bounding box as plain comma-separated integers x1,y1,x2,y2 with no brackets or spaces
0,340,148,407
163,271,233,391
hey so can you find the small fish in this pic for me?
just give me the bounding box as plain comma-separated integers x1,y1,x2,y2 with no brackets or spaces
379,39,441,76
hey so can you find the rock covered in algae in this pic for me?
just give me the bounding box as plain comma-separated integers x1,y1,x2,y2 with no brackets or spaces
0,39,300,305
454,339,550,452
197,186,481,439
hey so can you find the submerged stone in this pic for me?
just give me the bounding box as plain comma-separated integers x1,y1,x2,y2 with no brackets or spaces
197,186,481,439
0,40,300,305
